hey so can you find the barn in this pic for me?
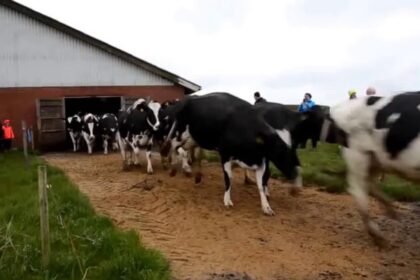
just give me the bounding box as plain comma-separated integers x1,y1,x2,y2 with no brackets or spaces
0,1,200,150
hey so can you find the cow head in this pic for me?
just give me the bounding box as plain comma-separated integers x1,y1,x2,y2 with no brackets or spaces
83,113,98,141
67,114,82,136
263,129,298,181
132,98,161,131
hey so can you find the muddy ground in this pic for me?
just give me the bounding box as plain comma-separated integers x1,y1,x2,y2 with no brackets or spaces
44,153,420,280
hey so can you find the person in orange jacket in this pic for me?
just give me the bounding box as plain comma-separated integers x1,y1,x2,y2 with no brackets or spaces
2,119,15,150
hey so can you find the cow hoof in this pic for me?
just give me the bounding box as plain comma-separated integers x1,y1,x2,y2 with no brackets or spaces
289,187,302,196
224,201,234,208
224,195,234,208
184,170,192,178
194,172,203,184
262,206,275,216
169,169,177,177
147,168,154,175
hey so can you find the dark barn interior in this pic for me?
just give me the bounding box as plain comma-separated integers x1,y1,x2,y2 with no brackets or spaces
64,97,122,151
65,96,121,117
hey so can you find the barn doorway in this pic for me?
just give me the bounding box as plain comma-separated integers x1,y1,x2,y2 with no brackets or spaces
65,96,121,117
64,96,122,152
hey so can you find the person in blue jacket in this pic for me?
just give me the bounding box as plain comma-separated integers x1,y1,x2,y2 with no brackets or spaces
298,93,316,112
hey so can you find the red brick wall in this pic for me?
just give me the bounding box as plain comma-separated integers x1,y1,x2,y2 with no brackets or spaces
0,85,186,149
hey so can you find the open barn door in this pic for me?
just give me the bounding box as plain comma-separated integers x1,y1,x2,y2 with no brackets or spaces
36,98,66,151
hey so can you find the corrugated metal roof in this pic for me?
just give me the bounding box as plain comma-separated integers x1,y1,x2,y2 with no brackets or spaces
0,0,201,93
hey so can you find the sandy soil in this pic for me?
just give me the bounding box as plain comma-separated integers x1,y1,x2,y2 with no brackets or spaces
44,153,420,280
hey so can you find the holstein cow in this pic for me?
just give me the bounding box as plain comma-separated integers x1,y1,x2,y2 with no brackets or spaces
247,102,326,187
117,98,161,173
66,113,83,152
98,113,119,154
321,92,420,245
163,92,300,215
82,113,99,154
154,99,182,170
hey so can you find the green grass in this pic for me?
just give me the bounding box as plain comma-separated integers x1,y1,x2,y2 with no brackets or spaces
0,151,171,280
203,144,420,201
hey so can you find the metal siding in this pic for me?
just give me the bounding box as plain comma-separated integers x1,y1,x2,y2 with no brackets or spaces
0,6,173,87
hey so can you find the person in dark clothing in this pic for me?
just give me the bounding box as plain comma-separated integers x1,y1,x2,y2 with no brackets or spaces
254,91,266,104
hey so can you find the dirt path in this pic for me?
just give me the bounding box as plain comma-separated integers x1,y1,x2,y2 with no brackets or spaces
44,153,420,280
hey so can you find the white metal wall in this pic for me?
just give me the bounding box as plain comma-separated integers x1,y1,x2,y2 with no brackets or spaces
0,6,173,87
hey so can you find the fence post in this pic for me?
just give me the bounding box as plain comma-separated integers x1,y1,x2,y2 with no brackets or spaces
38,165,50,267
30,126,35,152
22,121,28,167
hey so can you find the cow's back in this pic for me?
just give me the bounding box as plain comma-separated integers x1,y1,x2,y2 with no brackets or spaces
178,92,251,150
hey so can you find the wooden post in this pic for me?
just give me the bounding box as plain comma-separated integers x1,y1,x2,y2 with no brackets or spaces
38,165,50,267
29,126,35,153
22,121,28,167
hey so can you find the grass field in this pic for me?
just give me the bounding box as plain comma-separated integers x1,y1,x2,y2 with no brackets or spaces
0,152,170,280
205,144,420,201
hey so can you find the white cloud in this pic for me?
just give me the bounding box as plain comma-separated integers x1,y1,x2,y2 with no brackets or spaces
16,0,420,105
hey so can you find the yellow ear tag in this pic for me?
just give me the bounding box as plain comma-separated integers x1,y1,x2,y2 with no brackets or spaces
256,136,264,144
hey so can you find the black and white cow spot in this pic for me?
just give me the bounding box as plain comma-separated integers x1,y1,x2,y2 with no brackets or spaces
375,92,420,159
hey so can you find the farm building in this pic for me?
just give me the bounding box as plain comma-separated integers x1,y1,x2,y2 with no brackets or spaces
0,0,200,150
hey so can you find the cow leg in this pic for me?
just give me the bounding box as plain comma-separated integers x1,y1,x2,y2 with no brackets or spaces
290,151,303,196
343,148,386,246
103,136,108,155
116,133,128,170
222,159,234,207
244,169,255,185
262,159,271,198
256,160,274,215
193,147,203,184
69,132,77,152
169,140,178,177
76,136,81,151
370,181,398,220
82,132,92,154
311,137,317,149
133,148,140,166
146,144,153,174
178,147,192,176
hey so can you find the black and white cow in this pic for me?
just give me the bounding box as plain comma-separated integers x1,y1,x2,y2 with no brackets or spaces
117,98,161,173
154,99,182,170
163,92,300,215
67,113,83,152
82,113,99,154
321,92,420,245
98,113,119,155
248,102,326,187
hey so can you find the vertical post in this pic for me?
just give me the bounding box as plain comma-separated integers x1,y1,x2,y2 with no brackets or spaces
22,121,28,166
30,126,35,153
38,165,50,267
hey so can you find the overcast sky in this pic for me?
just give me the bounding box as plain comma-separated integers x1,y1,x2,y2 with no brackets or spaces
17,0,420,105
